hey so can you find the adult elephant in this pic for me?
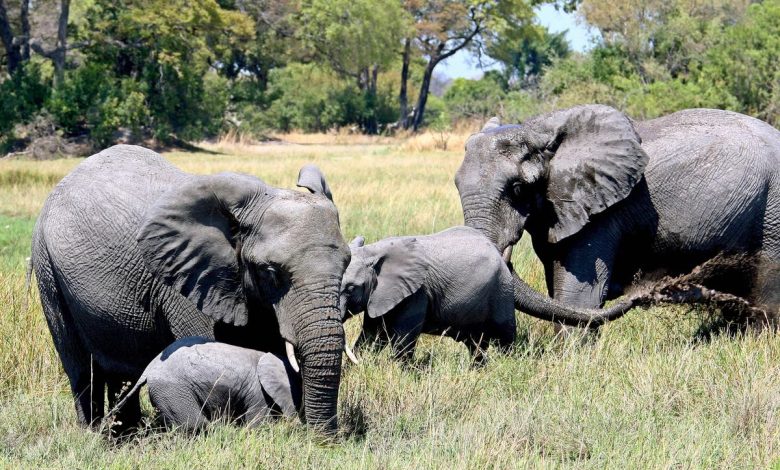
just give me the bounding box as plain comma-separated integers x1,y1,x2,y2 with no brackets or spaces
456,105,779,322
32,145,350,432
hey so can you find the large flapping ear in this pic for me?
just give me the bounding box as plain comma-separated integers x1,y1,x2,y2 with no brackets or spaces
349,236,365,249
137,173,262,326
366,238,427,318
481,116,501,132
296,164,333,201
530,105,649,243
258,353,301,416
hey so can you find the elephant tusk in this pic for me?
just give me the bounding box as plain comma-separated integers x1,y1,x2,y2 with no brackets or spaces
502,245,514,264
344,341,359,365
285,341,300,373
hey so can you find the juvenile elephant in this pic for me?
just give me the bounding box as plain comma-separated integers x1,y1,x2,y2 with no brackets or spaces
456,106,780,322
109,337,300,432
339,226,637,362
32,145,349,432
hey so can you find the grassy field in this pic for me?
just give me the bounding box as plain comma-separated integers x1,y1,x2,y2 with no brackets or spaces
1,141,779,468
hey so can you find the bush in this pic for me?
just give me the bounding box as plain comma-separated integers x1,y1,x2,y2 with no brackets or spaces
47,64,117,138
262,63,396,133
443,76,507,122
0,63,49,139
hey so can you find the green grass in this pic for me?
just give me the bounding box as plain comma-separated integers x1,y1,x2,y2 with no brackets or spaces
1,143,779,468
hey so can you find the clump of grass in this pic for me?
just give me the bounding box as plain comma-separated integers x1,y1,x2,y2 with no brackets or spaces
1,143,779,467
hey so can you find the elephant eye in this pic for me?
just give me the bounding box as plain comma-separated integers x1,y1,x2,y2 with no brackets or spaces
511,181,523,198
254,263,281,287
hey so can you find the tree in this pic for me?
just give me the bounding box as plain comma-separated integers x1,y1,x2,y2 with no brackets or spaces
0,0,29,75
579,0,751,81
703,0,780,125
405,0,536,131
77,0,255,141
218,0,299,90
29,0,71,87
486,24,570,89
299,0,410,133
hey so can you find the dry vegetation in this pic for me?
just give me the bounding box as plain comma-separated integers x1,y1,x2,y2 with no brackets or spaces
1,140,779,468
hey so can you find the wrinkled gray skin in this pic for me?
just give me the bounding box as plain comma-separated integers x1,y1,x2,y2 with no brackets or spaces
32,145,349,433
339,227,516,363
109,337,301,433
456,106,780,324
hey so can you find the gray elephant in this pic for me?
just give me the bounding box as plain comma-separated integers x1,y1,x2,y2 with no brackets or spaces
340,226,639,363
455,106,780,322
108,337,300,433
32,145,349,433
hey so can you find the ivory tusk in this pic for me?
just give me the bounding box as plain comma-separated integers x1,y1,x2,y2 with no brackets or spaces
285,341,300,373
502,245,514,264
344,341,359,365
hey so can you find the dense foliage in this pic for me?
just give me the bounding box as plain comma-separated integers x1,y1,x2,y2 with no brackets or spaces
0,0,777,152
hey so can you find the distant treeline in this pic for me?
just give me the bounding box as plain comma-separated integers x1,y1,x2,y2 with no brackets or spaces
0,0,777,152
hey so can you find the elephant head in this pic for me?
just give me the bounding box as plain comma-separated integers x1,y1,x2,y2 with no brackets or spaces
339,236,426,321
456,105,648,249
136,165,349,432
455,105,649,324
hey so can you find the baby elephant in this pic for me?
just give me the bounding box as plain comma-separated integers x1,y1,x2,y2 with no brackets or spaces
340,226,516,363
109,337,301,432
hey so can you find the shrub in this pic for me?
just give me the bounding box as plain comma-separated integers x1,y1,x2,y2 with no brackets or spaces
0,63,50,138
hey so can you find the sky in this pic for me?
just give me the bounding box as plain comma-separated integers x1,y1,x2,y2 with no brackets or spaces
437,4,594,79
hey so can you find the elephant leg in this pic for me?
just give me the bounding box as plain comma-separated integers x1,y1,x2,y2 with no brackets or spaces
751,250,780,323
35,255,106,426
465,333,490,367
107,378,142,434
550,233,618,338
386,292,428,362
487,293,517,353
355,315,388,352
149,386,208,433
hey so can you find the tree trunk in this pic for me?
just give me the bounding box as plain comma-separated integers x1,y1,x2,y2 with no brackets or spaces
52,0,70,87
20,0,29,61
399,37,411,128
411,59,436,131
365,64,378,134
0,0,21,74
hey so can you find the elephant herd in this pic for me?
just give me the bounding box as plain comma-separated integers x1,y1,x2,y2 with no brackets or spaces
30,105,779,435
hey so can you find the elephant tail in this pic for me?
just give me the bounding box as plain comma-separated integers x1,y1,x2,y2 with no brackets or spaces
23,256,33,311
102,356,158,430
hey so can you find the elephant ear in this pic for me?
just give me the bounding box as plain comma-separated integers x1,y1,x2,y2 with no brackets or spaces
481,116,501,132
533,105,649,243
349,236,365,249
137,173,261,326
258,353,301,415
366,238,426,318
296,164,333,201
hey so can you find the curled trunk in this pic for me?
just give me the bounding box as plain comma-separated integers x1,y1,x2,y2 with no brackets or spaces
511,270,634,327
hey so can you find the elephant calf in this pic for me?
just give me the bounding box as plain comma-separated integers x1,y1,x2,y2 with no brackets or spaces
110,337,300,432
340,226,517,363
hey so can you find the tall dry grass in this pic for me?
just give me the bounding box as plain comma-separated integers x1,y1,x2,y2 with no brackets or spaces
1,142,779,468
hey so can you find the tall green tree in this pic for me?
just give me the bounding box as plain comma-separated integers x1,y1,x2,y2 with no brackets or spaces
703,0,780,125
404,0,536,131
79,0,254,141
486,24,570,89
299,0,410,133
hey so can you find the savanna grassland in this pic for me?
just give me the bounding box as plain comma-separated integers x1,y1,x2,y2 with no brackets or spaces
1,140,779,469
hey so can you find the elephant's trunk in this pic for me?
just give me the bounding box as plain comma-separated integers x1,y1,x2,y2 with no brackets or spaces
294,305,344,433
511,270,634,327
460,191,522,255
